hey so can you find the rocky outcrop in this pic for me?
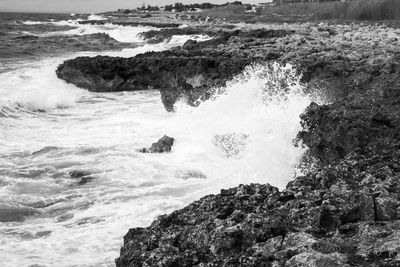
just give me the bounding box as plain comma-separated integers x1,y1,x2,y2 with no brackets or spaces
56,51,255,111
139,28,216,44
139,135,175,153
69,170,95,185
138,28,293,44
114,22,400,267
50,19,400,265
56,28,298,111
116,154,400,266
116,75,400,266
57,23,399,112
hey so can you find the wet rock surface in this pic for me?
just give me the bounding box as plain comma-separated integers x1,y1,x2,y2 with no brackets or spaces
69,170,96,185
140,135,175,153
111,21,400,267
116,93,400,266
56,22,399,112
139,28,216,44
56,51,254,111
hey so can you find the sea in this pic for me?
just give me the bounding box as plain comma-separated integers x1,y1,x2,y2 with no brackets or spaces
0,12,312,267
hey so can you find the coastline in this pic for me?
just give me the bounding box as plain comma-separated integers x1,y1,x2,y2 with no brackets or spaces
54,14,400,266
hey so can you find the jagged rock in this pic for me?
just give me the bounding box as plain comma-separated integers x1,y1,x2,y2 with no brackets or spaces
69,170,92,178
56,29,297,111
116,145,400,266
78,176,95,185
182,39,197,50
139,135,174,153
69,170,95,185
51,21,400,266
56,53,253,111
139,28,216,44
56,23,399,113
116,45,400,265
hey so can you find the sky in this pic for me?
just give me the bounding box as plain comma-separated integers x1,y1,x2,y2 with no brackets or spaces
0,0,269,13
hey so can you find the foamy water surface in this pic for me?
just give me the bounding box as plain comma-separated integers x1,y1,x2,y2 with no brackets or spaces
0,17,312,267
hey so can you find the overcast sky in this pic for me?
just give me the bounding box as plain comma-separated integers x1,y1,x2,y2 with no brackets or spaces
0,0,269,13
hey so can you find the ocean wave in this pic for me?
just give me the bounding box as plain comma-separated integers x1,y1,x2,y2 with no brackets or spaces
0,57,318,266
167,62,316,189
87,14,107,21
0,58,86,114
47,23,157,43
21,20,44,25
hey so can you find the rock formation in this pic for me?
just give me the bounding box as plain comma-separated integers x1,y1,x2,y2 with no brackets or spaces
114,22,400,267
139,135,175,153
116,77,400,266
53,18,400,266
56,52,254,111
56,23,399,112
56,28,296,111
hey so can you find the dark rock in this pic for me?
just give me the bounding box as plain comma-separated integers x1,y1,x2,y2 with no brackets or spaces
52,21,400,266
55,29,296,111
69,170,95,185
142,13,152,18
78,176,95,185
140,135,174,153
116,40,400,265
56,53,253,111
139,28,215,44
182,39,197,50
69,170,92,178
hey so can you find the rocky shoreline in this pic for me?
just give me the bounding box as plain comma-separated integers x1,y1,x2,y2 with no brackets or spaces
55,18,400,266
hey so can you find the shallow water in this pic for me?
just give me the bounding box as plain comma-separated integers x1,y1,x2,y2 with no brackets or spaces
0,14,312,267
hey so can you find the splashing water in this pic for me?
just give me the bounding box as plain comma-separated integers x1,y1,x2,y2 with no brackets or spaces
87,14,107,21
168,62,311,190
48,23,158,43
22,16,158,43
0,24,312,267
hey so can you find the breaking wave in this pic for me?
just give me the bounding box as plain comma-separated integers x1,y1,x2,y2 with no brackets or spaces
168,62,312,190
0,22,315,267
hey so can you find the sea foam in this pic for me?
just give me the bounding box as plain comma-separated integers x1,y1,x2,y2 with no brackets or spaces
0,25,313,267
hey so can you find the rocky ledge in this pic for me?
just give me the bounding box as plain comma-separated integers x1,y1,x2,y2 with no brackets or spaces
54,20,400,266
112,23,400,266
56,29,294,111
116,60,400,266
57,23,399,112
